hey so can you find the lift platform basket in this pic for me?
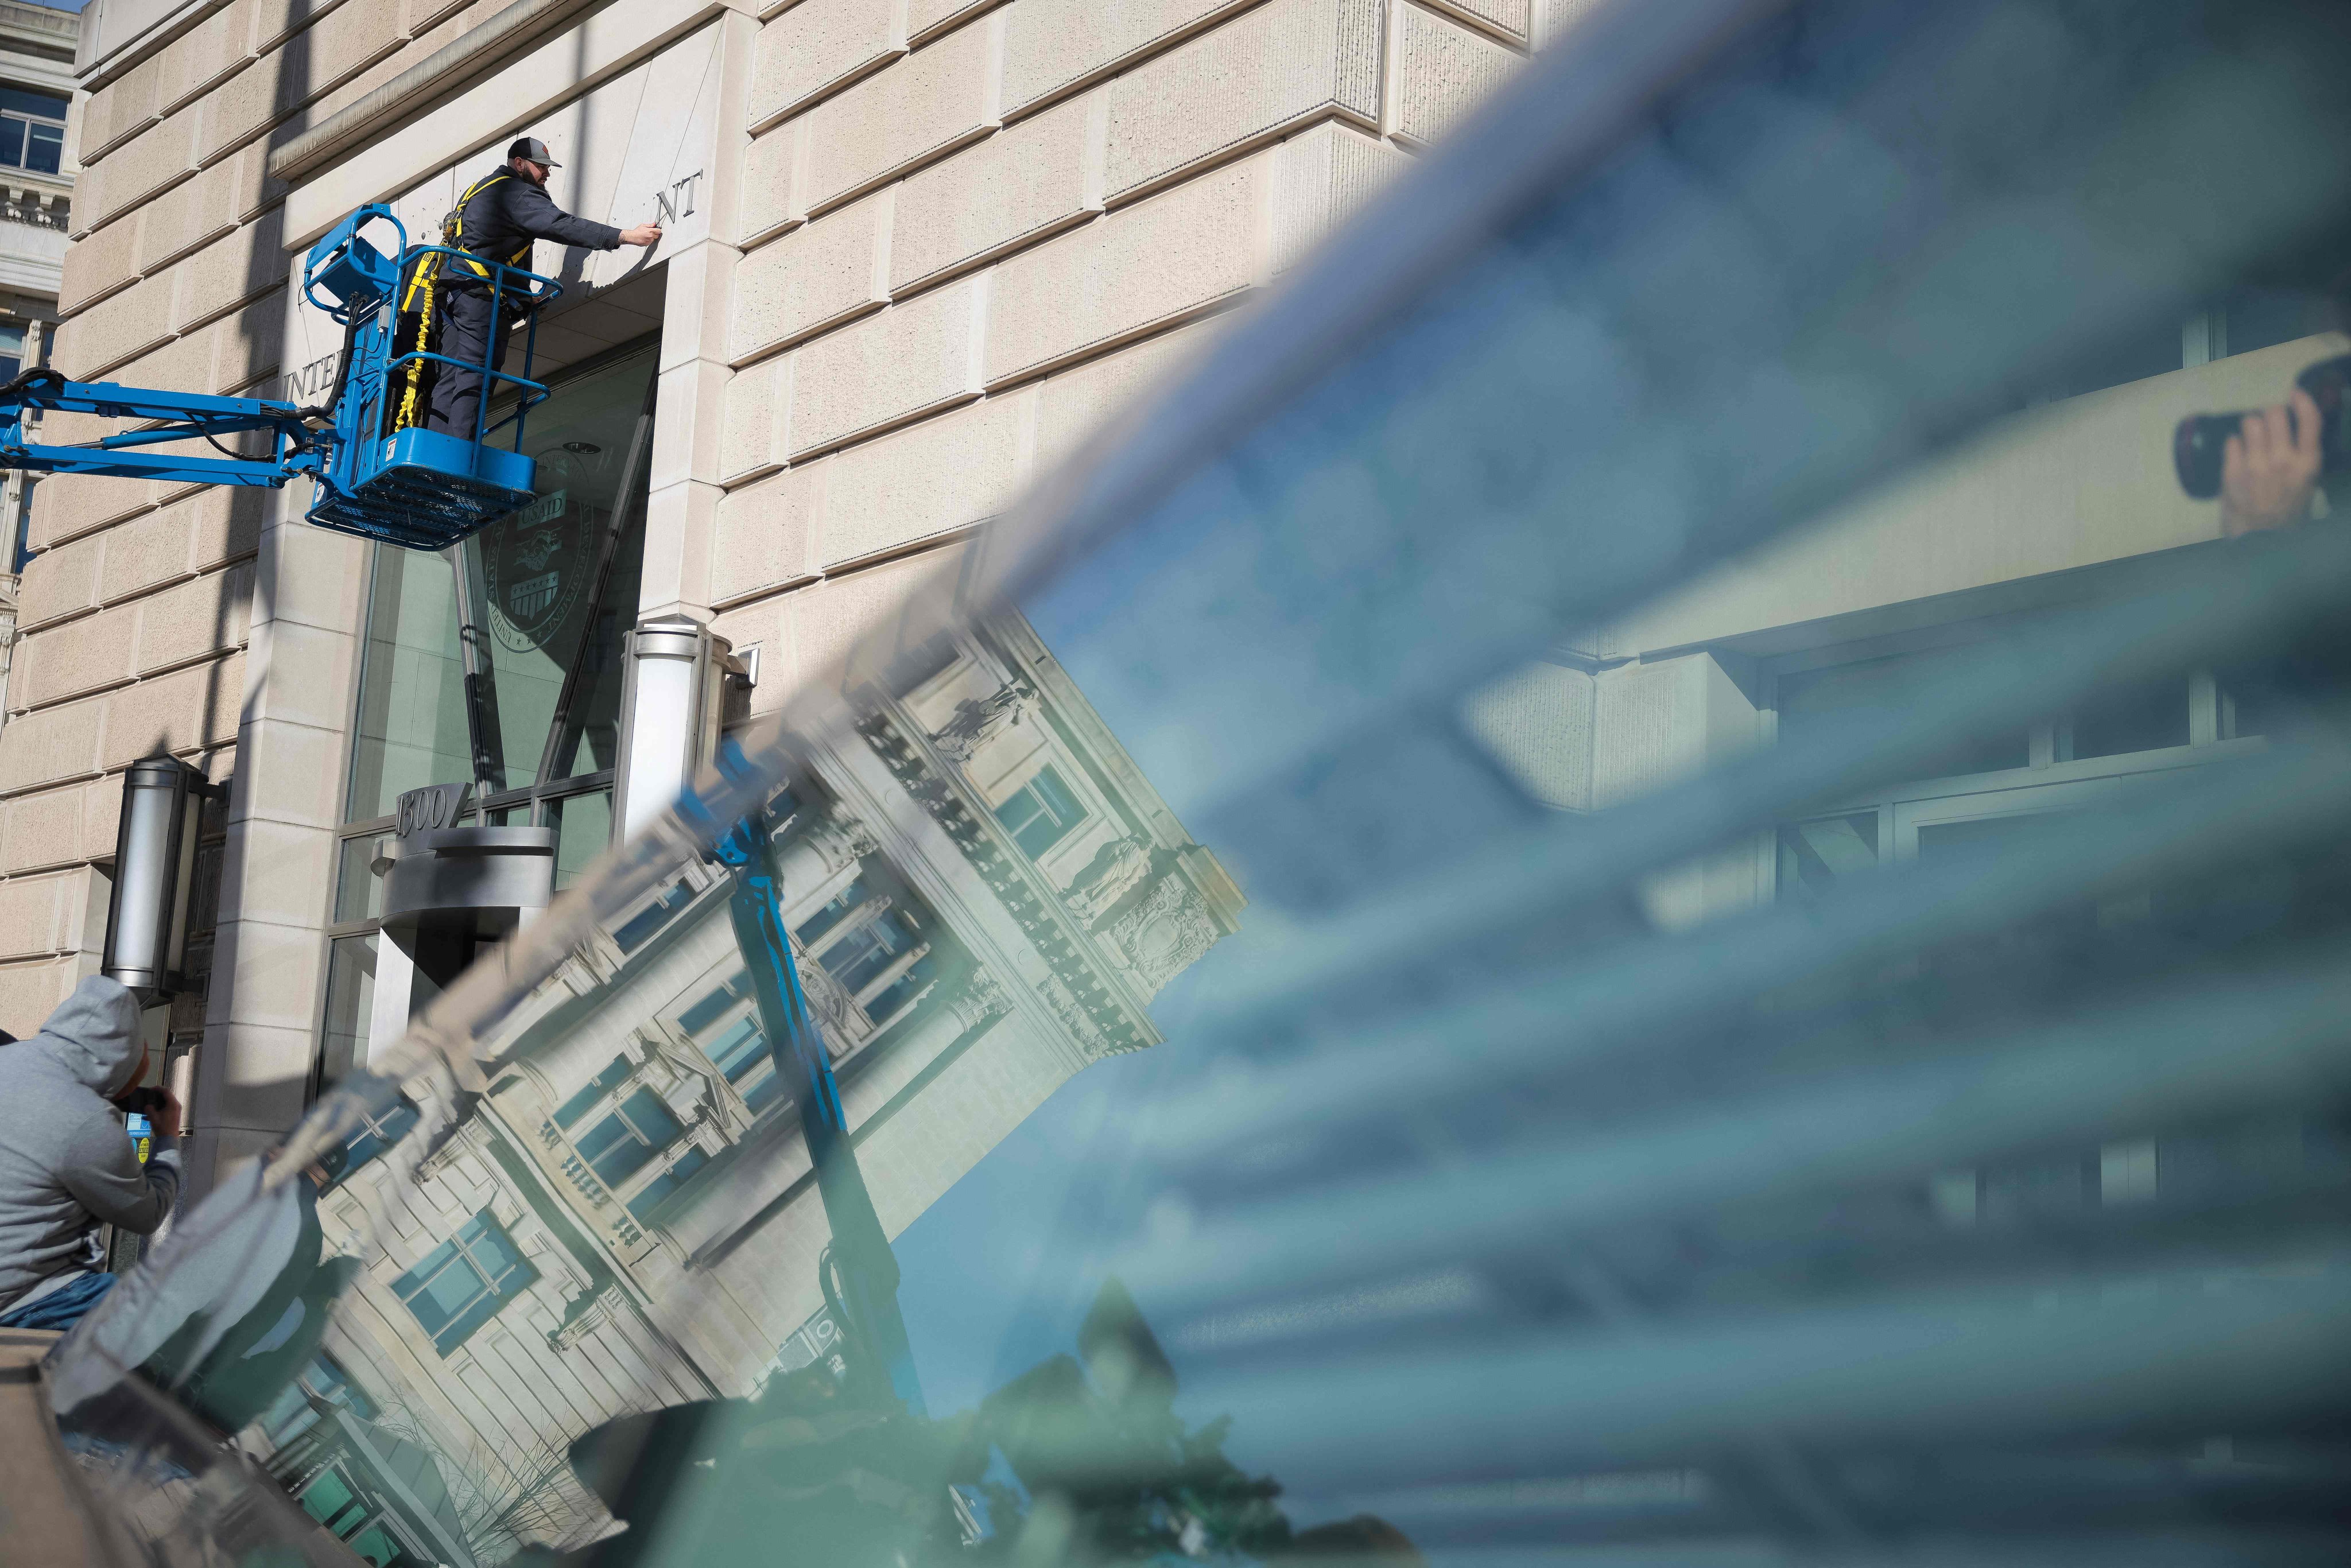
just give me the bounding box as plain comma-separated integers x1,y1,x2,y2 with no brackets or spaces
306,425,540,550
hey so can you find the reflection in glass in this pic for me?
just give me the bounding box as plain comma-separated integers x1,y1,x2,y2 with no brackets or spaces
335,834,386,923
346,547,468,821
1777,813,1879,899
317,933,377,1086
1779,651,2030,778
549,787,612,888
2067,673,2189,760
346,349,653,820
994,764,1085,857
46,10,2351,1567
393,1209,537,1355
474,350,655,785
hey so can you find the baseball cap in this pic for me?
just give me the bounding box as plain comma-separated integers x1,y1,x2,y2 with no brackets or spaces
507,136,560,168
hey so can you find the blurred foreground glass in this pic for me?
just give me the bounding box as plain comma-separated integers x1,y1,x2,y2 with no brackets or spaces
34,2,2351,1566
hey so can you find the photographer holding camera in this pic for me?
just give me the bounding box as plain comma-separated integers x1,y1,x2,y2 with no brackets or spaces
2218,385,2326,535
0,977,180,1332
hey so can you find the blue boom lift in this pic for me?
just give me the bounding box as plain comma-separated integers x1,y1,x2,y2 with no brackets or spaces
0,203,561,551
2,203,931,1408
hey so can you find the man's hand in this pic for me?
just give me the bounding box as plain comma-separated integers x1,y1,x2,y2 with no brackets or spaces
619,222,664,248
2221,386,2323,536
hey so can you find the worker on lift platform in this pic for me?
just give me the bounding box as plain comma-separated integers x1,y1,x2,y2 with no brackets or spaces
416,135,664,438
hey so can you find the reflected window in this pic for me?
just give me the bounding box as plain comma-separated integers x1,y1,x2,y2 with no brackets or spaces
2065,673,2189,760
577,1087,685,1187
678,977,745,1034
743,1069,789,1116
317,935,378,1089
0,322,24,383
319,1097,421,1189
393,1210,536,1355
1777,814,1879,901
707,1015,767,1082
627,1146,711,1221
616,880,694,952
825,909,920,995
795,878,871,946
994,766,1086,858
1778,652,2030,779
556,1055,633,1128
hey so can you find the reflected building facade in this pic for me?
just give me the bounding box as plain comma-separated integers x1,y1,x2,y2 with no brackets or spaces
280,601,1242,1553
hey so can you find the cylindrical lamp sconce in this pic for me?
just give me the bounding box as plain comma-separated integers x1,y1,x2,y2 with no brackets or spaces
615,616,749,844
102,756,222,998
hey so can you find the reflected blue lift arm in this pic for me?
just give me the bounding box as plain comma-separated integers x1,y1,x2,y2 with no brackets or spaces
712,803,929,1416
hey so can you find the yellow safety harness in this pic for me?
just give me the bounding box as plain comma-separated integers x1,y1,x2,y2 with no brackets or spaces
392,170,536,433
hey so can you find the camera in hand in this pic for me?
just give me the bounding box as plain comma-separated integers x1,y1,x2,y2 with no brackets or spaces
2174,352,2351,499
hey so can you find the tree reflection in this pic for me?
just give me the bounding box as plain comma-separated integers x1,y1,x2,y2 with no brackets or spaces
525,1279,1412,1568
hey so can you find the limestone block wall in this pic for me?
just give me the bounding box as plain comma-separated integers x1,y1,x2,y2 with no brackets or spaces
708,0,1569,714
0,0,517,1034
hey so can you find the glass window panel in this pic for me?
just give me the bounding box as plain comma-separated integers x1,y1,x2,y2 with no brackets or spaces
549,788,612,889
1777,814,1879,901
1778,652,2030,779
413,1254,488,1326
743,1069,787,1115
394,1238,459,1301
333,835,387,923
995,766,1086,857
2221,284,2337,359
321,1097,420,1188
794,878,868,946
0,324,24,357
707,1016,766,1082
827,911,914,993
300,1470,358,1526
1915,814,2059,862
318,935,378,1088
0,87,68,119
461,1215,525,1280
627,1146,710,1221
556,1056,630,1128
24,121,60,174
619,1086,684,1148
678,979,741,1035
587,1125,657,1187
394,1214,533,1353
470,350,655,784
2017,321,2183,406
616,880,693,952
345,1525,404,1566
347,546,470,821
575,1112,631,1165
2069,674,2190,759
0,119,24,169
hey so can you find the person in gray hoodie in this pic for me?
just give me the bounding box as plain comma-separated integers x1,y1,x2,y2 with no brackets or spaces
0,975,180,1330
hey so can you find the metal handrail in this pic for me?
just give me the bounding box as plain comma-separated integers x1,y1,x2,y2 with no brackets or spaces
384,241,564,449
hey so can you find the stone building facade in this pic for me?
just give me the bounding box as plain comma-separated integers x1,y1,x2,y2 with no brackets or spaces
0,0,79,724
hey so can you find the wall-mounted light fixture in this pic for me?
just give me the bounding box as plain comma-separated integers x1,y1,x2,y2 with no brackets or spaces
102,755,225,998
615,616,754,843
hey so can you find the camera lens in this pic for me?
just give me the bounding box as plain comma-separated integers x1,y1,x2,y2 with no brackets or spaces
2173,413,2241,500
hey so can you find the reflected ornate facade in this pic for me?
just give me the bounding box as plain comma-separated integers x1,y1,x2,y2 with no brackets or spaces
296,610,1240,1543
